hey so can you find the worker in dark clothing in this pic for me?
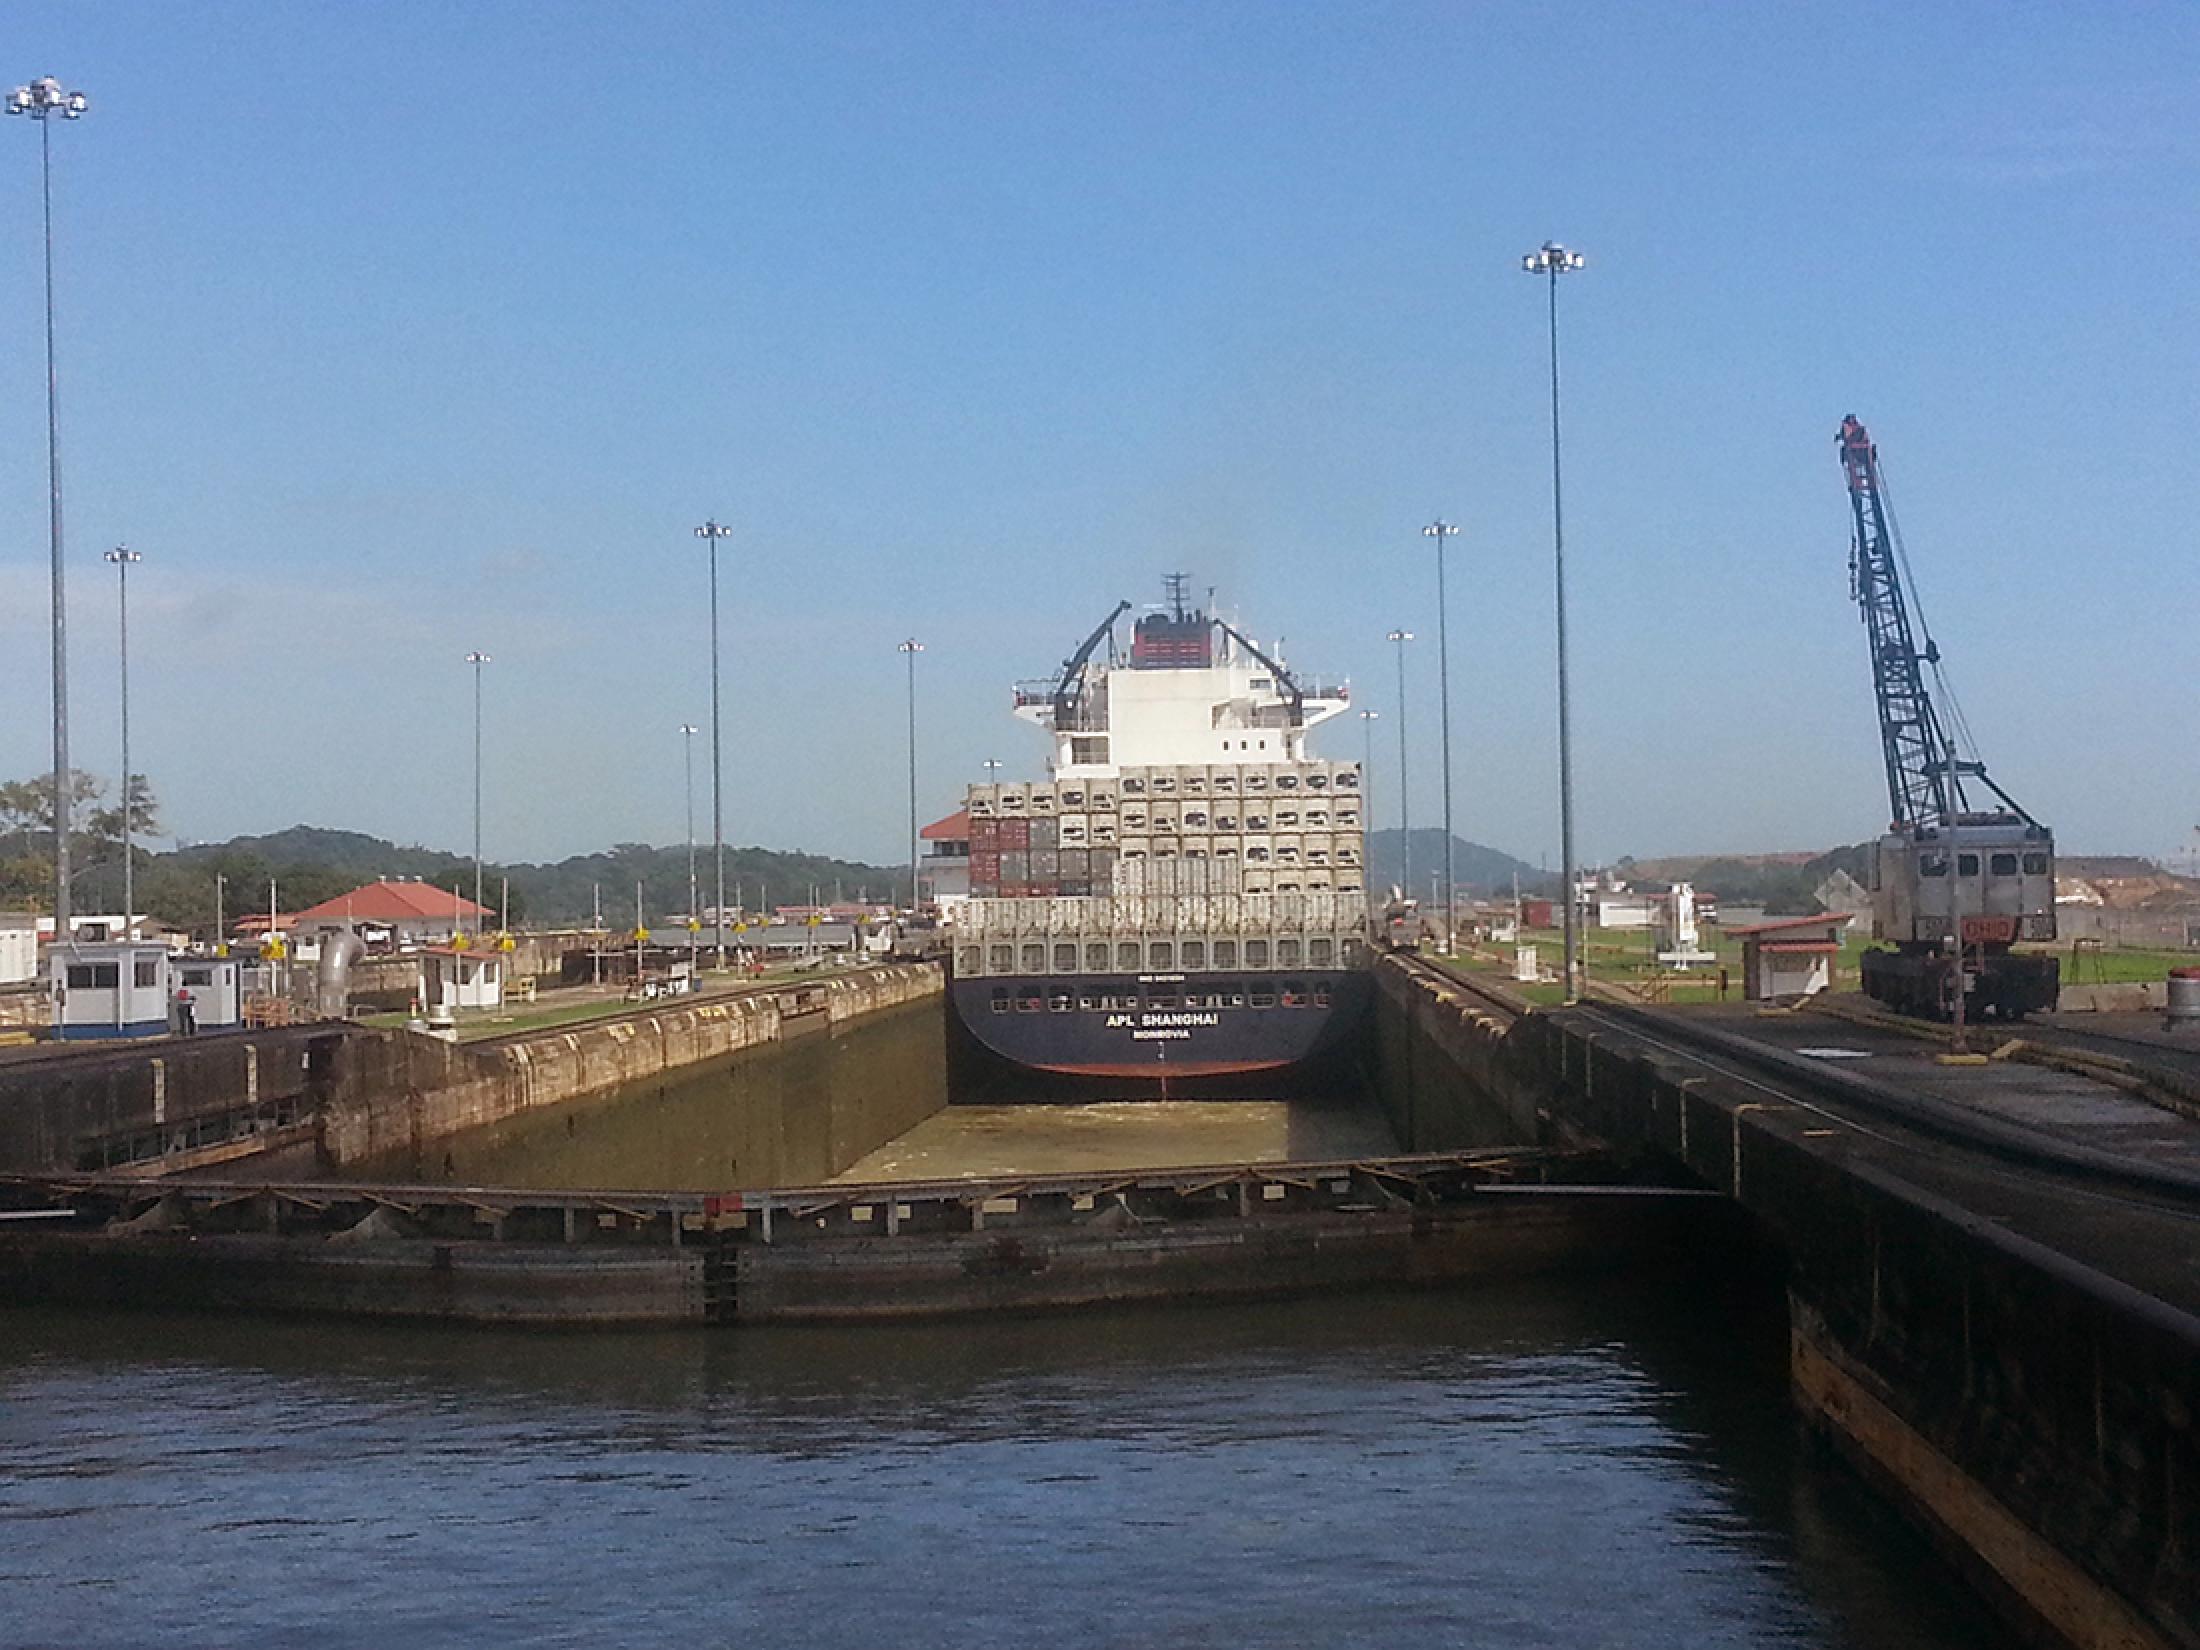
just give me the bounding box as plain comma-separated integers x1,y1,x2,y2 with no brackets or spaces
173,985,197,1038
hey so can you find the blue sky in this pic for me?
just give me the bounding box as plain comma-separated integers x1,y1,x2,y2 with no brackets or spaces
1,2,2194,869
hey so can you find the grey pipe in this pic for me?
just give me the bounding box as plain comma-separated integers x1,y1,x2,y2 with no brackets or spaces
318,930,364,1020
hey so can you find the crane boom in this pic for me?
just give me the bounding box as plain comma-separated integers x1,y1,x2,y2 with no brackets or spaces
1837,414,1965,829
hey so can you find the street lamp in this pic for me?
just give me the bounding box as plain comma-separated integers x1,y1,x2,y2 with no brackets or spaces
694,519,734,969
9,75,89,946
899,639,924,914
103,546,140,932
1357,708,1379,922
1386,629,1414,908
1423,520,1461,952
680,723,700,969
1523,239,1587,1000
465,652,490,936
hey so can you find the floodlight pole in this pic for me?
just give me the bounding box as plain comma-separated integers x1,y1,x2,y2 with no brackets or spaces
1423,521,1460,952
1523,240,1586,1000
9,76,89,948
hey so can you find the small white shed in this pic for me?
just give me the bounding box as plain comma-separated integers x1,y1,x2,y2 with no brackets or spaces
0,912,36,986
1732,915,1847,1002
422,947,504,1012
54,941,173,1039
170,956,244,1031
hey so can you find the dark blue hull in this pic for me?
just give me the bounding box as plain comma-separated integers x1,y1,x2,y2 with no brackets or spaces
949,970,1371,1078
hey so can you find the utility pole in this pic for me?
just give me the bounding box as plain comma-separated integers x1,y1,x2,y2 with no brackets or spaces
1387,630,1414,904
104,545,141,932
465,651,491,937
1358,708,1379,923
680,723,700,974
694,520,734,970
899,638,924,915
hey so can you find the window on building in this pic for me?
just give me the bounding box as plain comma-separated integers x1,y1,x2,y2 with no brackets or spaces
1213,940,1238,969
1989,853,2019,877
1919,855,1949,878
134,957,161,989
1148,941,1174,970
1180,940,1205,969
1085,943,1109,971
66,963,119,990
1277,938,1302,967
1020,943,1045,971
1054,943,1077,971
1246,939,1270,968
1956,854,1980,877
988,944,1014,971
2022,853,2049,876
1117,942,1141,970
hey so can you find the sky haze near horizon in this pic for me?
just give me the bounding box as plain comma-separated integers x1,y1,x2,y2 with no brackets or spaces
1,3,2195,872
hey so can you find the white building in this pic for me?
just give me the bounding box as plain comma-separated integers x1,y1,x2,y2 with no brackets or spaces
53,941,173,1039
1732,915,1846,1002
0,912,36,987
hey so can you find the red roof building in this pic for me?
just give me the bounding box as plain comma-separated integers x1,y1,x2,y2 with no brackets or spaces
288,880,495,944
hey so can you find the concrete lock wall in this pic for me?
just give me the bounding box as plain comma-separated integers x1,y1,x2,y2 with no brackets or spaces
1366,957,2199,1650
0,964,944,1183
1371,958,1543,1151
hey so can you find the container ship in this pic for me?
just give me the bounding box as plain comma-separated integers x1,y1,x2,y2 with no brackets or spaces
947,578,1372,1079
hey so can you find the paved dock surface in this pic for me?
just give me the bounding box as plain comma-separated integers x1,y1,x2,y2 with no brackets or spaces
1639,1000,2200,1316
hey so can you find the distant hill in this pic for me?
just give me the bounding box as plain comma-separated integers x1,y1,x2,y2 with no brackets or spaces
138,825,908,930
1614,844,1873,914
1365,829,1546,898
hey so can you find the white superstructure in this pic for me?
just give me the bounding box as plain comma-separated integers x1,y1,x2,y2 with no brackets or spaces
1012,579,1349,778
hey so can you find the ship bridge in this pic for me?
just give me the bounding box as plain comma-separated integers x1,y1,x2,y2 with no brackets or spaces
1015,585,1347,777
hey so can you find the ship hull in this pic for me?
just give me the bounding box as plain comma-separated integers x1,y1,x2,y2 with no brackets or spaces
949,970,1371,1079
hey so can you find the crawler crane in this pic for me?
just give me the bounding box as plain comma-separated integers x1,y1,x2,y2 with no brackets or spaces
1837,415,2059,1018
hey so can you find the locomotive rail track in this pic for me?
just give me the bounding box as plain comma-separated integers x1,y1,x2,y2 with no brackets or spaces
1411,955,2200,1222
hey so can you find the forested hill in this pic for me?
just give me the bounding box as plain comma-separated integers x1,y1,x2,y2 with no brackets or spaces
141,827,909,928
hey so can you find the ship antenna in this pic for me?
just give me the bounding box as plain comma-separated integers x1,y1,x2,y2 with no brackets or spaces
1163,571,1189,621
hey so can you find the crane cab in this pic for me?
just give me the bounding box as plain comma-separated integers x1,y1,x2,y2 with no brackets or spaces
1866,818,2059,1017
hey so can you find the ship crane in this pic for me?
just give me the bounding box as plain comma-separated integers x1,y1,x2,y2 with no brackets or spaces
1836,415,2058,1019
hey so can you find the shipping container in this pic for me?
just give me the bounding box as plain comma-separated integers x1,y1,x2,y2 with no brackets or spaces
1031,817,1059,848
1000,784,1030,815
1000,818,1031,849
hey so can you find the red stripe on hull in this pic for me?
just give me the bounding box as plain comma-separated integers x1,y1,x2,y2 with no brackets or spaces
1019,1058,1294,1079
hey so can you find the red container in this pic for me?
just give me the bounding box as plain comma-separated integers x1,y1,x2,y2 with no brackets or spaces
970,818,1001,848
1000,819,1031,849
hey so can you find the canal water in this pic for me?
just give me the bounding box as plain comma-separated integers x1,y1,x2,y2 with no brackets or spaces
0,1273,2001,1647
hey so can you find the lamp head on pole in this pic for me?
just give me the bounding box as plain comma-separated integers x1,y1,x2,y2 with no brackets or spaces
1386,629,1415,645
1522,241,1586,275
7,78,88,119
679,723,699,737
1359,709,1380,722
898,639,924,656
694,520,734,542
465,650,491,666
1422,520,1459,542
103,546,140,566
